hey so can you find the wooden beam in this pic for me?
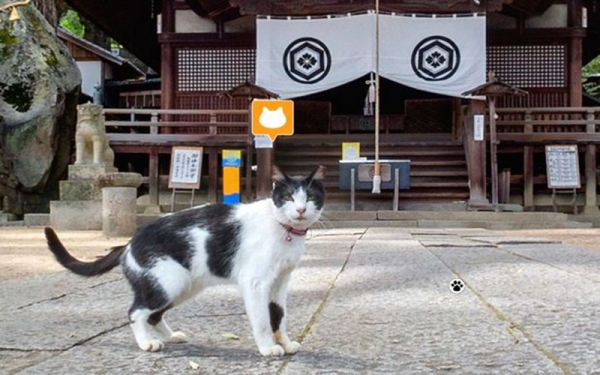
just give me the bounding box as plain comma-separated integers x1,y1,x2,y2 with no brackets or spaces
158,33,255,47
208,148,219,203
568,0,584,107
488,28,586,45
585,110,599,213
466,100,490,210
523,146,535,211
107,133,250,146
489,97,499,210
584,144,598,213
230,0,505,16
161,0,176,135
148,146,159,207
523,111,534,211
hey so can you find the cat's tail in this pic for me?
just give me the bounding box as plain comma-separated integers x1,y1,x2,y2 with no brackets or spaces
44,227,125,277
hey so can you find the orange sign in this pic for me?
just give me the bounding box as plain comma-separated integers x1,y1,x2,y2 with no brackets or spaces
251,99,294,141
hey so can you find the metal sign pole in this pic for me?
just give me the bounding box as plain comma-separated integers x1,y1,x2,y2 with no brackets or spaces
372,1,382,194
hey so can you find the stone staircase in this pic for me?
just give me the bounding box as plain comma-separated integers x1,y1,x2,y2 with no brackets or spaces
275,134,469,210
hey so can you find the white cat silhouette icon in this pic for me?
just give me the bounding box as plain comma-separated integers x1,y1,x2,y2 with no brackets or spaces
259,107,287,129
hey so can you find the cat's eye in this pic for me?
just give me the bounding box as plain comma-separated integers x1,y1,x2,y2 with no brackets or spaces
283,194,293,201
307,194,316,200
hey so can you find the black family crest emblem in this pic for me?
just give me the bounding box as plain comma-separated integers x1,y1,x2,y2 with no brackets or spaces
283,37,332,84
411,36,461,81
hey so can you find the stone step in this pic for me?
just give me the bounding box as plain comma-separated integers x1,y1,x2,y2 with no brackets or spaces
135,210,590,230
24,213,50,227
50,200,102,230
59,180,102,201
68,164,117,180
0,212,17,222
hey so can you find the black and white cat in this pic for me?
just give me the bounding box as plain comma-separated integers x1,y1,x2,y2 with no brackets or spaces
45,165,325,356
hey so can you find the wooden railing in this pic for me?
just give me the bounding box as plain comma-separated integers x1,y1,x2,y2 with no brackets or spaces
495,107,600,143
490,107,600,212
102,108,253,207
103,108,251,146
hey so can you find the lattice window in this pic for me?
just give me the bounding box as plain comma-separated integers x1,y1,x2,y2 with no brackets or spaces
177,48,255,92
487,45,566,88
404,99,452,133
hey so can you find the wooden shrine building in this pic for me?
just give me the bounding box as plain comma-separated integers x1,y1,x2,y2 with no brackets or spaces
65,0,600,213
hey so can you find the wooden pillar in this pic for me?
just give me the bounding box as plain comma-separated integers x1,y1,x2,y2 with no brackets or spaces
584,110,599,213
245,145,253,202
148,146,159,208
568,0,583,107
208,148,219,203
256,149,273,199
489,97,499,210
160,0,176,133
451,97,462,139
523,111,534,210
466,100,490,210
143,0,174,213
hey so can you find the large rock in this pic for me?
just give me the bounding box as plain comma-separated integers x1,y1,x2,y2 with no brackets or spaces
0,2,81,215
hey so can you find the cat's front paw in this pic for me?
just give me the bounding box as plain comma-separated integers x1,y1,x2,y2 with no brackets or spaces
138,339,164,352
283,341,301,354
169,331,188,343
259,344,285,357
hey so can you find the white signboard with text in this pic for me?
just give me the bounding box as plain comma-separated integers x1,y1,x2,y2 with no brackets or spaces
545,145,580,189
169,147,203,189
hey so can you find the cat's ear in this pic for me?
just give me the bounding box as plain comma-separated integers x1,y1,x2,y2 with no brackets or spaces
272,165,289,183
261,107,268,114
276,107,283,112
307,165,326,182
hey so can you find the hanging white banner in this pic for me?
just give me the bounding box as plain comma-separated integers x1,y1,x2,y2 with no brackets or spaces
379,14,486,97
256,13,486,99
256,14,375,99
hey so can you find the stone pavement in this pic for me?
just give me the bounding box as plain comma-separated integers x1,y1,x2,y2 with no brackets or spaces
2,227,600,375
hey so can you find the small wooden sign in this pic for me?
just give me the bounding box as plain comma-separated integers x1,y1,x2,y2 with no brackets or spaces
168,147,203,189
545,145,580,189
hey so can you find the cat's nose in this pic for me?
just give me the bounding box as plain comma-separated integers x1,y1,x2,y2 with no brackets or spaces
296,208,306,214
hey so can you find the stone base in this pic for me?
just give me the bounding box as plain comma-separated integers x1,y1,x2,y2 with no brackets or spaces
0,212,17,222
68,164,117,180
102,187,137,237
24,213,51,227
59,180,102,201
50,200,102,230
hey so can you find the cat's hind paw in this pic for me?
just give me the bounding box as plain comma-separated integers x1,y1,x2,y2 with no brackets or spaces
259,344,285,357
283,341,301,354
138,339,164,352
169,331,188,343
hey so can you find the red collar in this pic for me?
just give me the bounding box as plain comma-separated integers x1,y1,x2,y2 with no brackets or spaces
281,224,308,242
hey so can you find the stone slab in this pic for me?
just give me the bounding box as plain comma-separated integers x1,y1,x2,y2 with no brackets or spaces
23,213,50,227
11,232,358,375
463,236,562,246
6,227,600,374
59,180,102,201
320,220,418,228
428,243,600,374
50,200,102,230
378,210,570,224
68,164,117,180
285,231,561,374
0,212,17,222
417,219,576,230
320,211,378,221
